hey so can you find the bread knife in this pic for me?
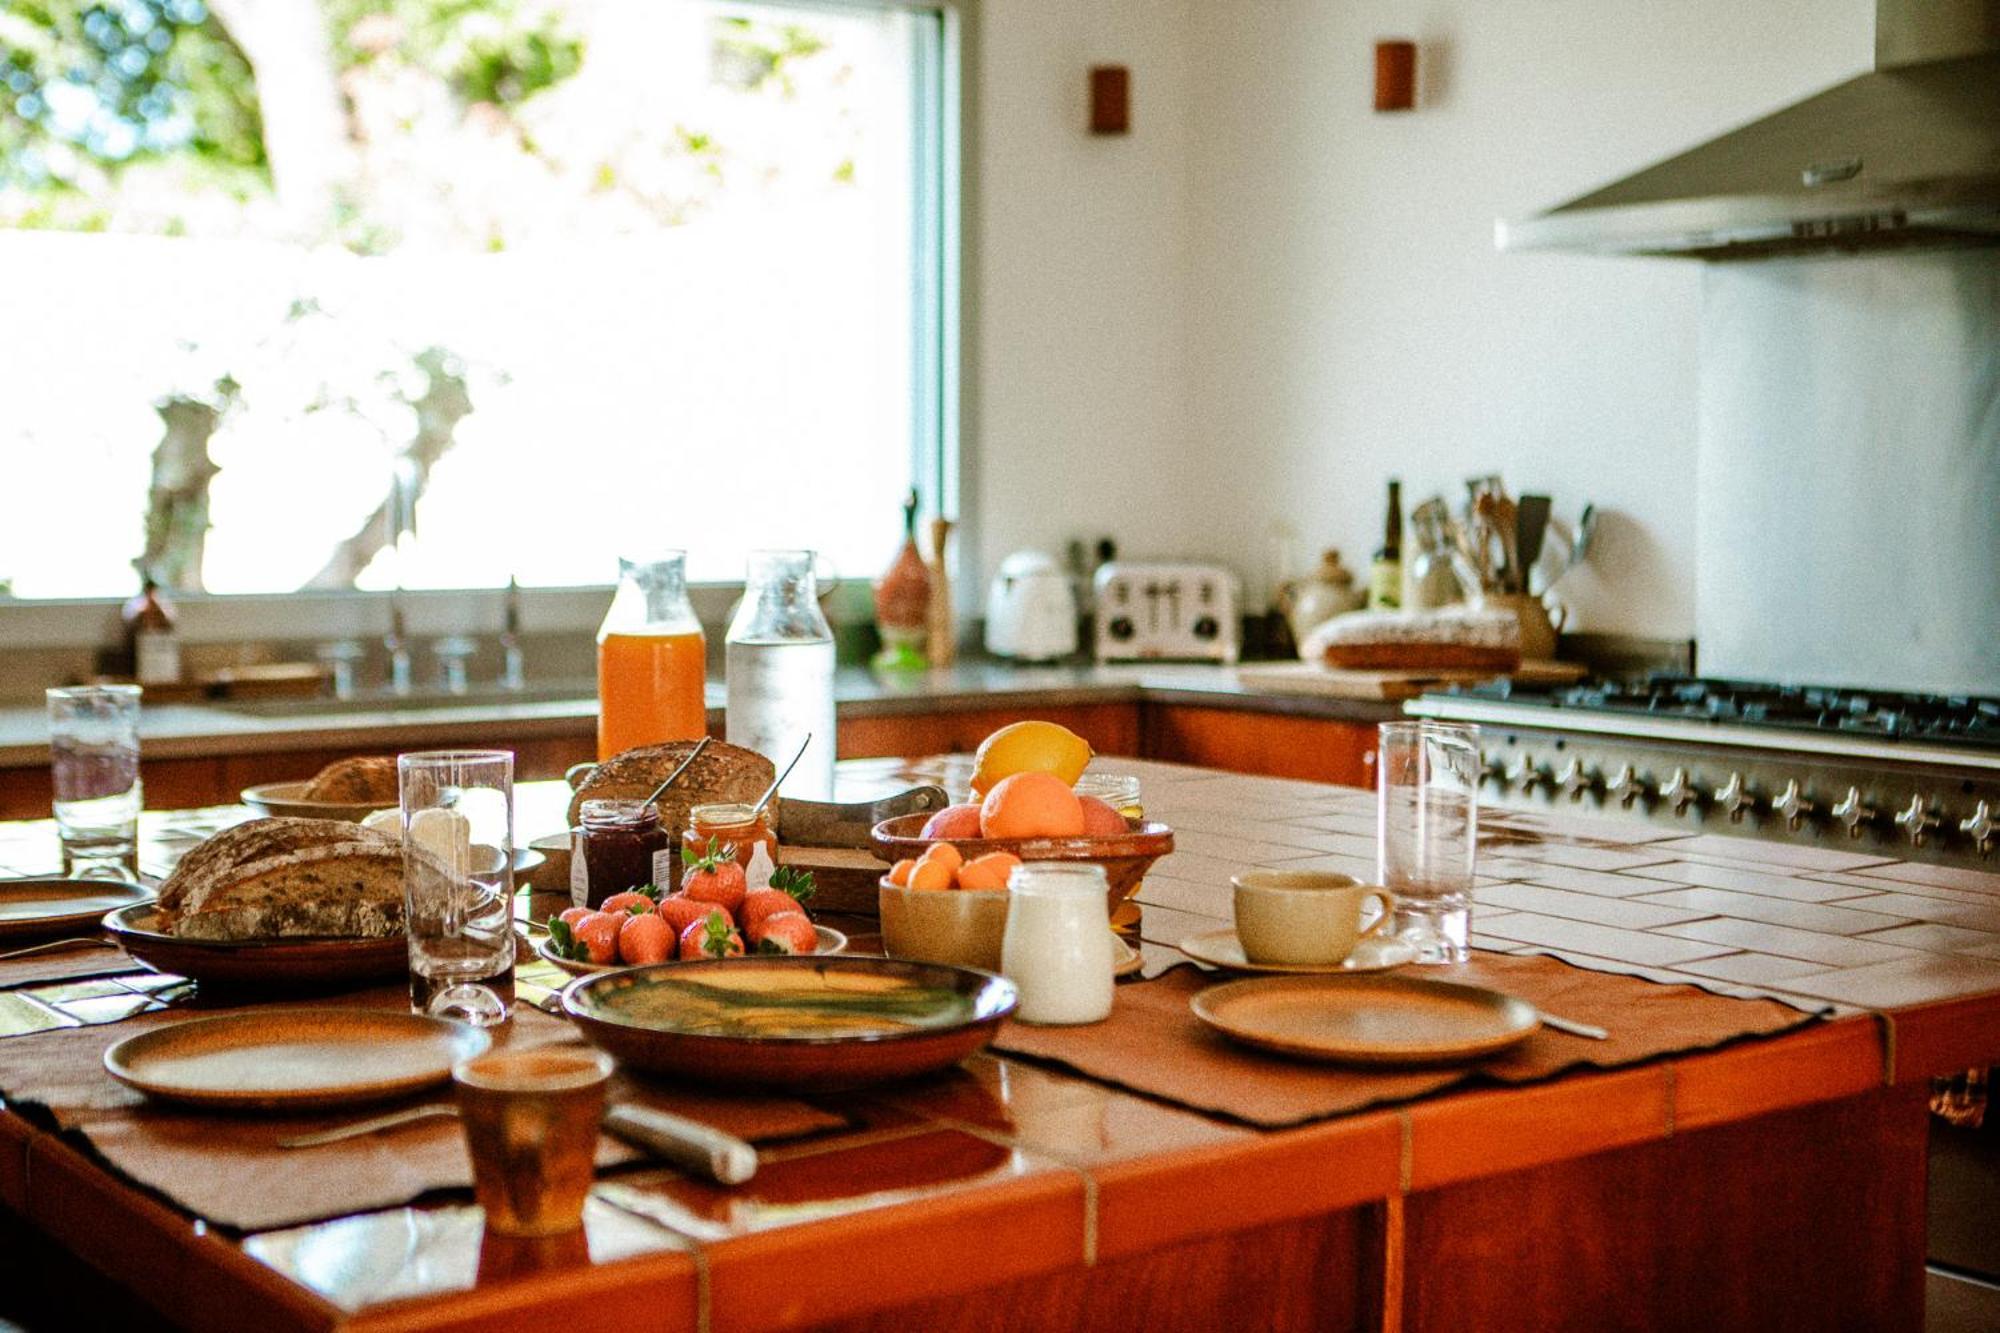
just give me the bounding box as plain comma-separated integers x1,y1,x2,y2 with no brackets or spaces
777,785,948,849
604,1104,758,1185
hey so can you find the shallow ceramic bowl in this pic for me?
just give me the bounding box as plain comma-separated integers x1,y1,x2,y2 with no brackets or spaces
103,903,407,991
564,956,1018,1090
878,880,1010,972
240,781,387,823
868,814,1174,904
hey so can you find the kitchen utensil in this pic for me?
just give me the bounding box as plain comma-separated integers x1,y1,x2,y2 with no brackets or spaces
984,550,1080,662
1515,495,1552,573
1177,927,1416,974
604,1102,758,1186
104,1009,492,1110
869,813,1174,904
402,750,515,1027
1190,974,1540,1065
1091,562,1240,664
0,877,150,940
1377,721,1481,964
749,734,810,821
103,903,407,990
642,736,711,808
562,956,1018,1090
1539,1013,1610,1041
455,1047,614,1235
779,786,949,848
534,924,847,977
277,1104,460,1148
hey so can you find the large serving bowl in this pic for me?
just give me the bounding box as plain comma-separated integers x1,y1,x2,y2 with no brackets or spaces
868,813,1174,905
563,956,1017,1090
878,881,1010,971
103,903,407,990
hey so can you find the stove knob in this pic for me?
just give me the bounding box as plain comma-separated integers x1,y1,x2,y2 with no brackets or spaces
1659,767,1699,816
1712,772,1757,824
1605,764,1649,808
1554,759,1599,803
1960,801,1996,856
1893,795,1941,848
1771,780,1816,831
1506,756,1549,793
1481,758,1509,787
1832,787,1878,839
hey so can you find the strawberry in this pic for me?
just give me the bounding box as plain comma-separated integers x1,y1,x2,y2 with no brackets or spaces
681,839,748,915
600,890,656,916
557,906,593,929
751,911,818,956
678,910,744,960
573,911,621,964
618,912,672,965
740,867,817,933
653,894,713,936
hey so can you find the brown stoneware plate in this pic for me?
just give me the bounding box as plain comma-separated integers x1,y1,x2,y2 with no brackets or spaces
102,903,407,990
0,878,152,940
1178,927,1418,976
534,925,847,977
104,1009,491,1110
1191,974,1540,1066
563,956,1018,1090
240,781,387,822
868,814,1174,902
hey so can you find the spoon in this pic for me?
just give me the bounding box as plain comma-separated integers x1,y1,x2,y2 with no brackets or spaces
643,735,712,808
749,733,813,819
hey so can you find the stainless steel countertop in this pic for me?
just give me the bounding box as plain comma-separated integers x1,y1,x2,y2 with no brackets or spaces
0,661,1401,767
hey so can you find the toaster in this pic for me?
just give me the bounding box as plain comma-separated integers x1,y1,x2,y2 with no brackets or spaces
1092,563,1240,664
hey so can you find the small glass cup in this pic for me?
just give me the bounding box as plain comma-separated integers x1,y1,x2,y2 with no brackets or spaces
46,685,143,880
1376,721,1481,964
401,750,517,1026
455,1047,614,1236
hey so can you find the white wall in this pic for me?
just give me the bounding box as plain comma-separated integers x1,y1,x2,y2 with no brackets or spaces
973,0,1877,638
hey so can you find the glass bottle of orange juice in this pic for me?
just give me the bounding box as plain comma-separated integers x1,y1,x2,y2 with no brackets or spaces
597,552,707,758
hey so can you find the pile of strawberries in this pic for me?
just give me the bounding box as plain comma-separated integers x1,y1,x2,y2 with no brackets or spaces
548,843,819,965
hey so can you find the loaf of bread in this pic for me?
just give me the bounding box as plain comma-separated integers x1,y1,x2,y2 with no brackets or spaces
1303,608,1523,672
158,818,405,941
302,756,400,805
567,740,775,837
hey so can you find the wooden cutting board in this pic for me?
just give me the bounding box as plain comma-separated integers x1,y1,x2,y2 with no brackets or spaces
1235,659,1587,702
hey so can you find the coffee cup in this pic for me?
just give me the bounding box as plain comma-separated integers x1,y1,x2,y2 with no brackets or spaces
1230,870,1396,966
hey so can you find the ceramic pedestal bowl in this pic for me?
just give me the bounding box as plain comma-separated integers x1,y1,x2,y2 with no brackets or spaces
867,813,1174,909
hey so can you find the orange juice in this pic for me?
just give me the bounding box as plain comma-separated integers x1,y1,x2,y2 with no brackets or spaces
596,629,707,757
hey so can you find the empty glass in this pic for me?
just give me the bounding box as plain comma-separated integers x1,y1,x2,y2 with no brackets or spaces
1376,721,1481,964
47,685,143,880
401,750,516,1026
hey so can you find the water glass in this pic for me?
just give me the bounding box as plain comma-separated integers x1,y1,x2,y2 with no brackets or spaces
455,1047,614,1236
400,750,516,1026
46,685,143,880
1376,721,1481,964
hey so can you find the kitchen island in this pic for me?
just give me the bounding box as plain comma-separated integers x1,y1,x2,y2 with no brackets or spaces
0,758,1994,1331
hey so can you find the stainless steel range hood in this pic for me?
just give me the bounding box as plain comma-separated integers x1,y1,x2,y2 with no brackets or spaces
1498,0,2000,259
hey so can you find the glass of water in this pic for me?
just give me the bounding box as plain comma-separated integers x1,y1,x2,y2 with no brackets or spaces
400,750,516,1026
1376,721,1481,964
47,685,143,880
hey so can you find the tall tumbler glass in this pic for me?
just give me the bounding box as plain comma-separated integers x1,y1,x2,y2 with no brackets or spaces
47,685,143,880
1376,721,1480,964
401,750,516,1026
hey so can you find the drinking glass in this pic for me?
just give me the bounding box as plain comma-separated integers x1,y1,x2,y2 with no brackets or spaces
400,750,516,1026
46,685,143,880
455,1047,614,1236
1376,721,1481,964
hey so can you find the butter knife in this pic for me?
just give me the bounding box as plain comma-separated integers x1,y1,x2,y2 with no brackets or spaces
604,1104,757,1185
1539,1012,1610,1041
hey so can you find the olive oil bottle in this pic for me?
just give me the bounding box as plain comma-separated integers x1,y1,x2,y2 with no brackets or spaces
1368,479,1403,610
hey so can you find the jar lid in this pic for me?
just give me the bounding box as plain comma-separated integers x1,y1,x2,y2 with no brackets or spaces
1008,862,1109,895
579,798,659,826
690,802,761,827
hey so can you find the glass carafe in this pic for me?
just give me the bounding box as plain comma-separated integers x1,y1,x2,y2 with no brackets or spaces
725,550,836,801
597,552,707,758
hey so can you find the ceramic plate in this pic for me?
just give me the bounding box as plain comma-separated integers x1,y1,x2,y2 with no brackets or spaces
535,925,848,977
104,1009,491,1110
1190,974,1541,1066
564,956,1017,1090
103,903,407,990
1112,936,1143,978
1178,927,1416,975
0,878,151,941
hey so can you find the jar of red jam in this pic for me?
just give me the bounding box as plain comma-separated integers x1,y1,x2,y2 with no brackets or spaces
572,799,670,909
682,802,779,889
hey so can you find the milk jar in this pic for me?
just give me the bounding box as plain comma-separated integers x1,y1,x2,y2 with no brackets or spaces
1001,863,1115,1024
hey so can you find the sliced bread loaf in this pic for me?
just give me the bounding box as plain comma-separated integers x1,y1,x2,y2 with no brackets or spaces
159,817,405,941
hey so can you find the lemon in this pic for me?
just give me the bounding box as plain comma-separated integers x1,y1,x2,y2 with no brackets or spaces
970,720,1094,796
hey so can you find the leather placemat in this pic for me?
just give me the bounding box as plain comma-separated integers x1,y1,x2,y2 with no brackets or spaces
992,954,1829,1128
0,986,849,1231
0,942,149,991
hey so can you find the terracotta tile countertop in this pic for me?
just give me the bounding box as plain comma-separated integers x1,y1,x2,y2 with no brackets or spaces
1,759,1996,1331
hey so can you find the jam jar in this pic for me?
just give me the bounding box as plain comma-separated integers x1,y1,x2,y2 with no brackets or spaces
682,802,779,890
572,799,670,909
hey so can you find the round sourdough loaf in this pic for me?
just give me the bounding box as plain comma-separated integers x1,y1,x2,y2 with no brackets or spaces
302,756,400,804
566,739,775,836
159,817,405,941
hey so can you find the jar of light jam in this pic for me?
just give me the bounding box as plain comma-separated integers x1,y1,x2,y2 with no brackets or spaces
572,799,670,909
682,802,779,890
1073,773,1144,938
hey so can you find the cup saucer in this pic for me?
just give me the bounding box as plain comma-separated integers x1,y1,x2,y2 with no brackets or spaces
1177,927,1417,975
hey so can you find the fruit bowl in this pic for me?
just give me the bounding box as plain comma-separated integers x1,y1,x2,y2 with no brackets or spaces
878,881,1011,971
868,814,1173,904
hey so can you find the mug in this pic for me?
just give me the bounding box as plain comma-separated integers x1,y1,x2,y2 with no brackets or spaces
1231,870,1397,966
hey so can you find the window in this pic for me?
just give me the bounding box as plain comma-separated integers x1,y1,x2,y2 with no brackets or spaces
0,0,950,600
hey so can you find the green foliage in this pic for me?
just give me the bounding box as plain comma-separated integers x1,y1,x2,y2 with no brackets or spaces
711,15,824,96
326,0,584,109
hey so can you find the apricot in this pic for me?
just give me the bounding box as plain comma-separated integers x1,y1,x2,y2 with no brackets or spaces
907,857,957,891
916,842,965,874
979,771,1086,839
955,851,1023,890
888,858,918,887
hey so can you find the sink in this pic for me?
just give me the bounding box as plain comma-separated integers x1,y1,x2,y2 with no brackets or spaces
211,684,596,718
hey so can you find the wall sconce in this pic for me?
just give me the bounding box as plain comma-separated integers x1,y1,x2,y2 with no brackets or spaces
1374,41,1416,112
1090,65,1130,135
